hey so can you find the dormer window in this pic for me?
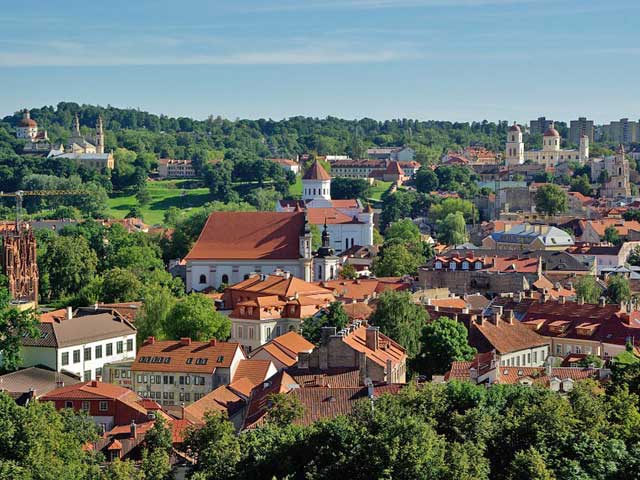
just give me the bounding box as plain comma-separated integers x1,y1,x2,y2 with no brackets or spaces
462,261,469,270
435,261,442,269
475,261,483,270
449,261,456,270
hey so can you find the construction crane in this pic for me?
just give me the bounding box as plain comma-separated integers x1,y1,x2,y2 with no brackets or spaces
0,190,90,228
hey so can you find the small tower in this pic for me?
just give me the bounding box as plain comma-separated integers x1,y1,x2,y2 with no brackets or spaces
95,115,105,154
72,113,81,137
314,221,340,281
542,122,561,152
579,134,589,163
302,160,332,206
298,213,313,282
356,203,375,246
16,109,38,140
505,122,524,165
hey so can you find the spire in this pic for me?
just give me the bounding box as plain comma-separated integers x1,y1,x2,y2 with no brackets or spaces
73,113,81,136
95,115,105,154
322,219,330,248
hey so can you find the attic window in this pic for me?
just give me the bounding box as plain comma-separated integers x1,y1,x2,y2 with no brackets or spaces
163,357,170,364
216,355,224,363
195,358,208,365
186,358,193,364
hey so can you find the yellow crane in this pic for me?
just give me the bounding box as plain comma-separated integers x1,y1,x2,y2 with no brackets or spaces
0,190,90,226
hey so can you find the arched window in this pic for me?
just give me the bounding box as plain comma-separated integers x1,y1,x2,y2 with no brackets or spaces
318,266,322,280
351,238,355,248
199,274,207,284
330,266,335,278
221,274,229,285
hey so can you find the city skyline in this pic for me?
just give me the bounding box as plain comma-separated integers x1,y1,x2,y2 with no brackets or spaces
1,0,640,123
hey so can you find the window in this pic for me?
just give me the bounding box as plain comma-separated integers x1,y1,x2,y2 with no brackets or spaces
96,368,102,378
82,401,90,411
116,341,123,354
137,374,143,383
435,261,442,269
61,352,69,366
527,353,531,365
65,401,73,408
95,345,102,359
84,347,91,361
185,393,190,402
150,375,156,384
106,343,113,356
179,376,185,385
266,327,272,339
237,326,243,339
462,261,469,270
221,274,229,284
99,401,108,412
533,351,537,363
114,369,120,378
73,350,81,363
199,274,207,284
126,339,134,352
249,327,254,339
84,370,92,381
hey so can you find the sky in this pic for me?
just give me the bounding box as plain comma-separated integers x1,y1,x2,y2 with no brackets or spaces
1,0,639,123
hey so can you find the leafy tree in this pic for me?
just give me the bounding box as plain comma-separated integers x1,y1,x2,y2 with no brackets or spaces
415,166,439,193
202,160,234,202
604,226,621,245
369,290,428,357
145,416,172,453
140,448,171,480
165,293,231,341
136,287,176,342
384,218,421,244
507,448,555,480
575,276,601,304
429,198,477,224
302,302,350,344
627,246,640,267
569,174,593,197
245,187,281,211
330,178,371,200
340,263,358,280
415,316,476,378
102,459,143,480
606,275,631,304
99,267,144,303
265,393,305,427
135,185,152,206
372,243,422,277
0,280,38,371
534,184,567,216
578,354,604,368
437,212,468,245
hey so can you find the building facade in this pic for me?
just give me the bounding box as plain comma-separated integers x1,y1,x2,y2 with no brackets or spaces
590,145,631,198
506,122,588,167
569,117,595,144
158,158,196,178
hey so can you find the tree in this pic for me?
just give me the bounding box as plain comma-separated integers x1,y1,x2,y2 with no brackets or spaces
415,316,476,378
415,166,439,193
140,448,171,480
575,276,601,304
606,275,631,304
136,287,176,342
577,354,604,368
135,185,152,206
372,243,422,277
368,290,428,357
265,393,304,427
628,246,640,267
429,198,477,224
165,293,231,341
604,226,621,245
507,448,555,480
340,263,358,280
569,174,593,197
99,268,144,303
145,416,172,453
384,219,421,244
202,160,234,202
245,188,281,211
437,212,468,245
0,281,38,371
102,459,143,480
302,302,350,344
330,178,371,200
534,184,567,216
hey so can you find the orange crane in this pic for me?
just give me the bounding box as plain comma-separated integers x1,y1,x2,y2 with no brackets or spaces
0,190,90,227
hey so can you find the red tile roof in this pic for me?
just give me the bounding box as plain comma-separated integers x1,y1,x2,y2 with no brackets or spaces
306,207,362,225
183,385,245,424
342,325,407,369
316,278,410,302
233,359,274,386
42,380,137,401
470,317,548,354
132,338,242,373
185,212,305,261
303,160,331,181
384,161,404,175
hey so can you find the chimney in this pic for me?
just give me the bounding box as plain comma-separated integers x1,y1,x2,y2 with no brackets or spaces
366,326,379,351
90,380,98,387
66,306,73,320
209,338,217,347
180,337,192,346
320,326,337,345
297,352,310,369
599,297,606,308
146,336,155,345
491,312,500,325
506,309,515,324
130,421,137,438
491,305,503,317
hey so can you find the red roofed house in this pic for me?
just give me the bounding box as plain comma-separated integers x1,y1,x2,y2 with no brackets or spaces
41,380,154,433
121,337,246,407
276,160,374,253
382,161,406,184
250,331,315,370
223,272,334,352
184,211,314,290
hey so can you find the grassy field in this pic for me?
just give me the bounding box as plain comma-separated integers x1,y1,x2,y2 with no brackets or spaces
106,180,213,225
368,181,393,201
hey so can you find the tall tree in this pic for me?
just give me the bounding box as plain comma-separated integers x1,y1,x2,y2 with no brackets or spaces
302,302,350,344
0,281,38,371
437,212,468,245
372,243,422,277
575,275,601,304
165,293,231,341
415,166,439,193
606,275,631,304
534,184,567,216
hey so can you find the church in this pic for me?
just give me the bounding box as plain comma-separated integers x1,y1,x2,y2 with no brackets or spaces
16,110,51,153
505,122,589,168
276,160,374,253
47,114,114,170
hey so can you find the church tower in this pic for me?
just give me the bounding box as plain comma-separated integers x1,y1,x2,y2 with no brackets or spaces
579,134,589,163
95,115,105,154
298,213,313,282
505,123,524,165
314,221,339,281
302,160,332,206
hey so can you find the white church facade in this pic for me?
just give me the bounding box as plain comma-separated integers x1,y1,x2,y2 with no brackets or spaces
506,122,589,168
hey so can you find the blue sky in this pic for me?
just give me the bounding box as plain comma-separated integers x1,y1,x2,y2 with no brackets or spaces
1,0,638,123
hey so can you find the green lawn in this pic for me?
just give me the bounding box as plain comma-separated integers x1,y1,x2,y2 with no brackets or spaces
368,181,393,201
106,180,213,225
289,175,303,197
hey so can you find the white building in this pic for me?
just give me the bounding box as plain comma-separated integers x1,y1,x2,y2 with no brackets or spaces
21,307,137,381
277,160,374,253
367,146,415,162
506,122,589,167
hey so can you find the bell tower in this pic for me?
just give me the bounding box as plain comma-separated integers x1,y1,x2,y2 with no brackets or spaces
95,115,105,154
505,122,524,165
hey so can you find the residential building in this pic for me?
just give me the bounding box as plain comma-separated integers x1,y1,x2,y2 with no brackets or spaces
600,118,640,144
276,160,374,253
126,337,246,406
590,145,631,198
316,276,411,303
522,298,640,359
184,211,314,290
41,380,155,433
506,122,588,167
419,252,542,296
223,272,334,352
268,158,300,174
366,146,415,162
0,367,80,405
298,323,407,384
567,242,640,274
183,381,249,429
249,331,315,370
569,117,595,144
21,307,137,381
481,222,574,250
579,219,640,243
529,116,554,136
157,158,196,178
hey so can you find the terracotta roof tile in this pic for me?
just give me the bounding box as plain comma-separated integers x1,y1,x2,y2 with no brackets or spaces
302,160,331,181
233,359,274,386
184,385,245,424
470,318,548,354
341,326,407,368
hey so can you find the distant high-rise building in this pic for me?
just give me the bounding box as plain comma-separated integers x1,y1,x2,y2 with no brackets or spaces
569,117,594,145
600,118,640,144
529,117,554,136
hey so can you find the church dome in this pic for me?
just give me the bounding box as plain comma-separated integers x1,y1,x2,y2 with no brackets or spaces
509,123,521,132
543,127,560,137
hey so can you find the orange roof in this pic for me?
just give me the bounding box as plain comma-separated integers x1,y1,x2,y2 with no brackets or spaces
132,338,242,373
342,302,374,320
184,385,245,424
429,298,468,309
316,278,410,301
272,331,314,354
233,359,274,386
229,274,333,298
39,308,67,323
185,212,305,261
331,199,360,208
342,325,407,368
303,160,331,181
587,219,640,237
384,161,404,175
306,207,362,225
42,380,136,401
471,318,548,354
228,377,256,397
107,439,123,451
